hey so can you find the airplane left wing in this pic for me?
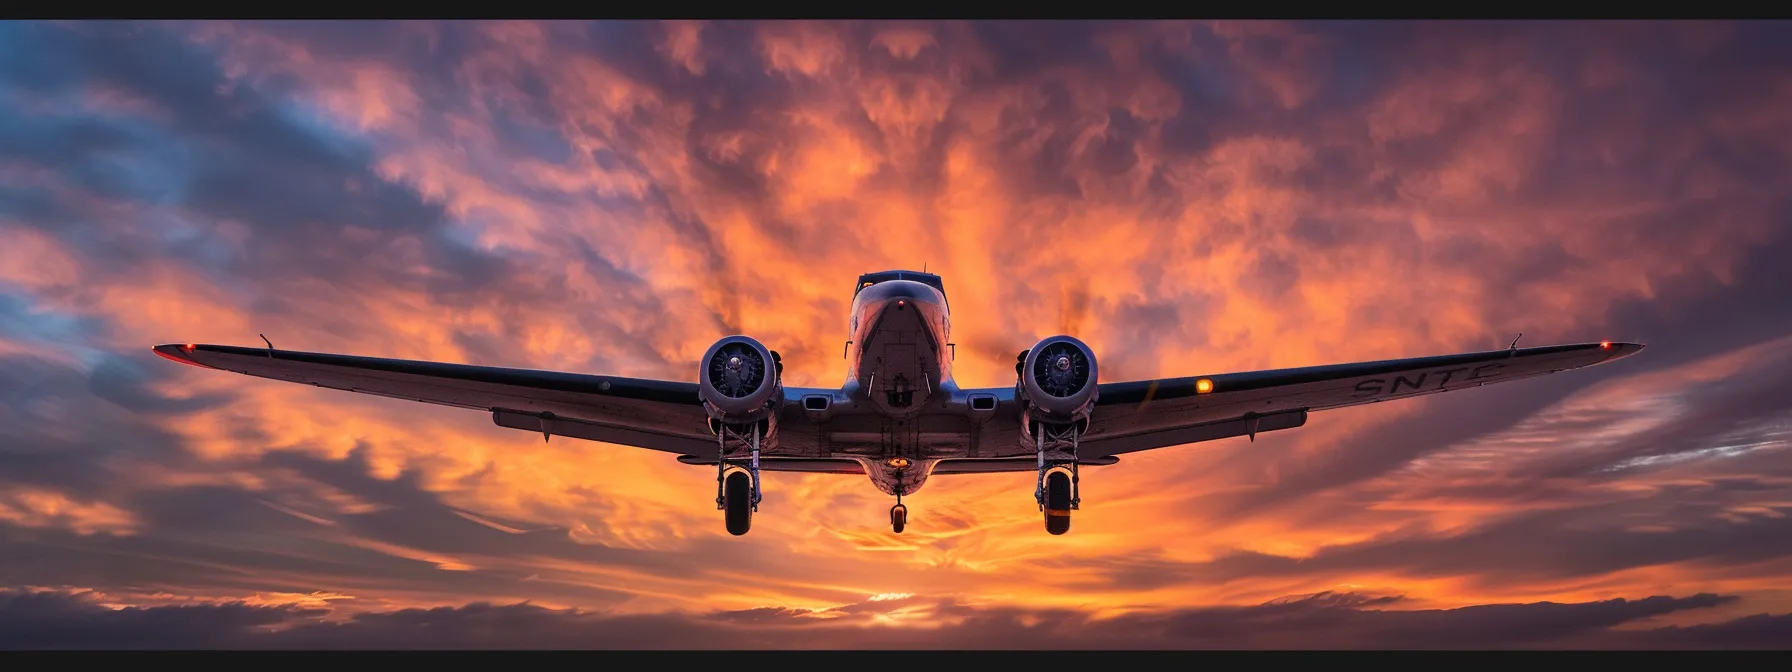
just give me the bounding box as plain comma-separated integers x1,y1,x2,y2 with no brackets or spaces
152,343,721,455
1073,341,1645,459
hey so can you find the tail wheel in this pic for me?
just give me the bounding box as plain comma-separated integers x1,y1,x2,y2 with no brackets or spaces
890,504,907,534
724,470,753,536
1043,469,1072,536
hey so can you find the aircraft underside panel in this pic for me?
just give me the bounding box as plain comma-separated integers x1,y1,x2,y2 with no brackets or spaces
768,403,1021,459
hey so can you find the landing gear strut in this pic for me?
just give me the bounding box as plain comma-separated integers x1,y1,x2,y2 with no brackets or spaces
890,486,907,534
1032,420,1082,536
715,421,764,536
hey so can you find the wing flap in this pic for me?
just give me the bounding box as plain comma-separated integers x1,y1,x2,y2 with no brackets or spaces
930,455,1120,474
1079,410,1306,458
674,455,867,474
493,409,716,454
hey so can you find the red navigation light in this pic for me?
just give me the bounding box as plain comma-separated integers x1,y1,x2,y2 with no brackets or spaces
153,344,216,369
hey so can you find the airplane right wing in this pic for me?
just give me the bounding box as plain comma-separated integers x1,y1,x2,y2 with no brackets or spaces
1073,341,1645,459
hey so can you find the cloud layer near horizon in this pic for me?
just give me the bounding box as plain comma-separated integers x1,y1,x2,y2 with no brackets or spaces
2,20,1791,648
6,587,1790,649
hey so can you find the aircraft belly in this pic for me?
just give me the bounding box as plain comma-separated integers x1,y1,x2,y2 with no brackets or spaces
880,343,921,388
856,303,943,415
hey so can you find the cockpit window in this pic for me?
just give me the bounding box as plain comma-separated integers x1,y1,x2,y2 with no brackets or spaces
853,270,947,301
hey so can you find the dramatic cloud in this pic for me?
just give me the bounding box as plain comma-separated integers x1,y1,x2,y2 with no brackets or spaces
5,587,1788,650
1,19,1790,647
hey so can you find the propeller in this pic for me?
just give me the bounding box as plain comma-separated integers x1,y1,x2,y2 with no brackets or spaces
707,342,767,398
1031,341,1091,397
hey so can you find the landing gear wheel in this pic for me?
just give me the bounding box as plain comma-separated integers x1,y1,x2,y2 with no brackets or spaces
890,504,907,534
1043,470,1072,535
724,470,754,536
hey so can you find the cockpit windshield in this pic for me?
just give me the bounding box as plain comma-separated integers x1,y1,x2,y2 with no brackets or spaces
854,270,947,300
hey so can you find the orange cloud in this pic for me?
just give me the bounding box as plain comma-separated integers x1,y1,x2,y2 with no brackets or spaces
2,19,1791,647
0,489,137,536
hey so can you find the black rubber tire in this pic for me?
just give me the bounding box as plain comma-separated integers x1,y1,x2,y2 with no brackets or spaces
1044,470,1072,536
724,470,753,536
891,504,907,534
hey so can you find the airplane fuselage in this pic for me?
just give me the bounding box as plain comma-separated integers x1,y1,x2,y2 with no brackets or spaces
846,279,954,412
839,278,961,497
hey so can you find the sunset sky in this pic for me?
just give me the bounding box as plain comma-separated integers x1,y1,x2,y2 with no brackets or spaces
2,19,1791,649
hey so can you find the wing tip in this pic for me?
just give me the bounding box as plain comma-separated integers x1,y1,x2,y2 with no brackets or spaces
151,343,218,369
1598,341,1646,362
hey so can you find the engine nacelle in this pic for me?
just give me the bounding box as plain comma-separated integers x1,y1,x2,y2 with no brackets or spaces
1018,335,1099,424
699,335,784,424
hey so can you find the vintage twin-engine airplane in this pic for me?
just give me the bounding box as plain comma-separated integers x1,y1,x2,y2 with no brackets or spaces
154,269,1645,536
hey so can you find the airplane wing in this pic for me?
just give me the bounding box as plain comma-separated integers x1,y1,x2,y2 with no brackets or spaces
1073,341,1646,459
152,343,724,455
